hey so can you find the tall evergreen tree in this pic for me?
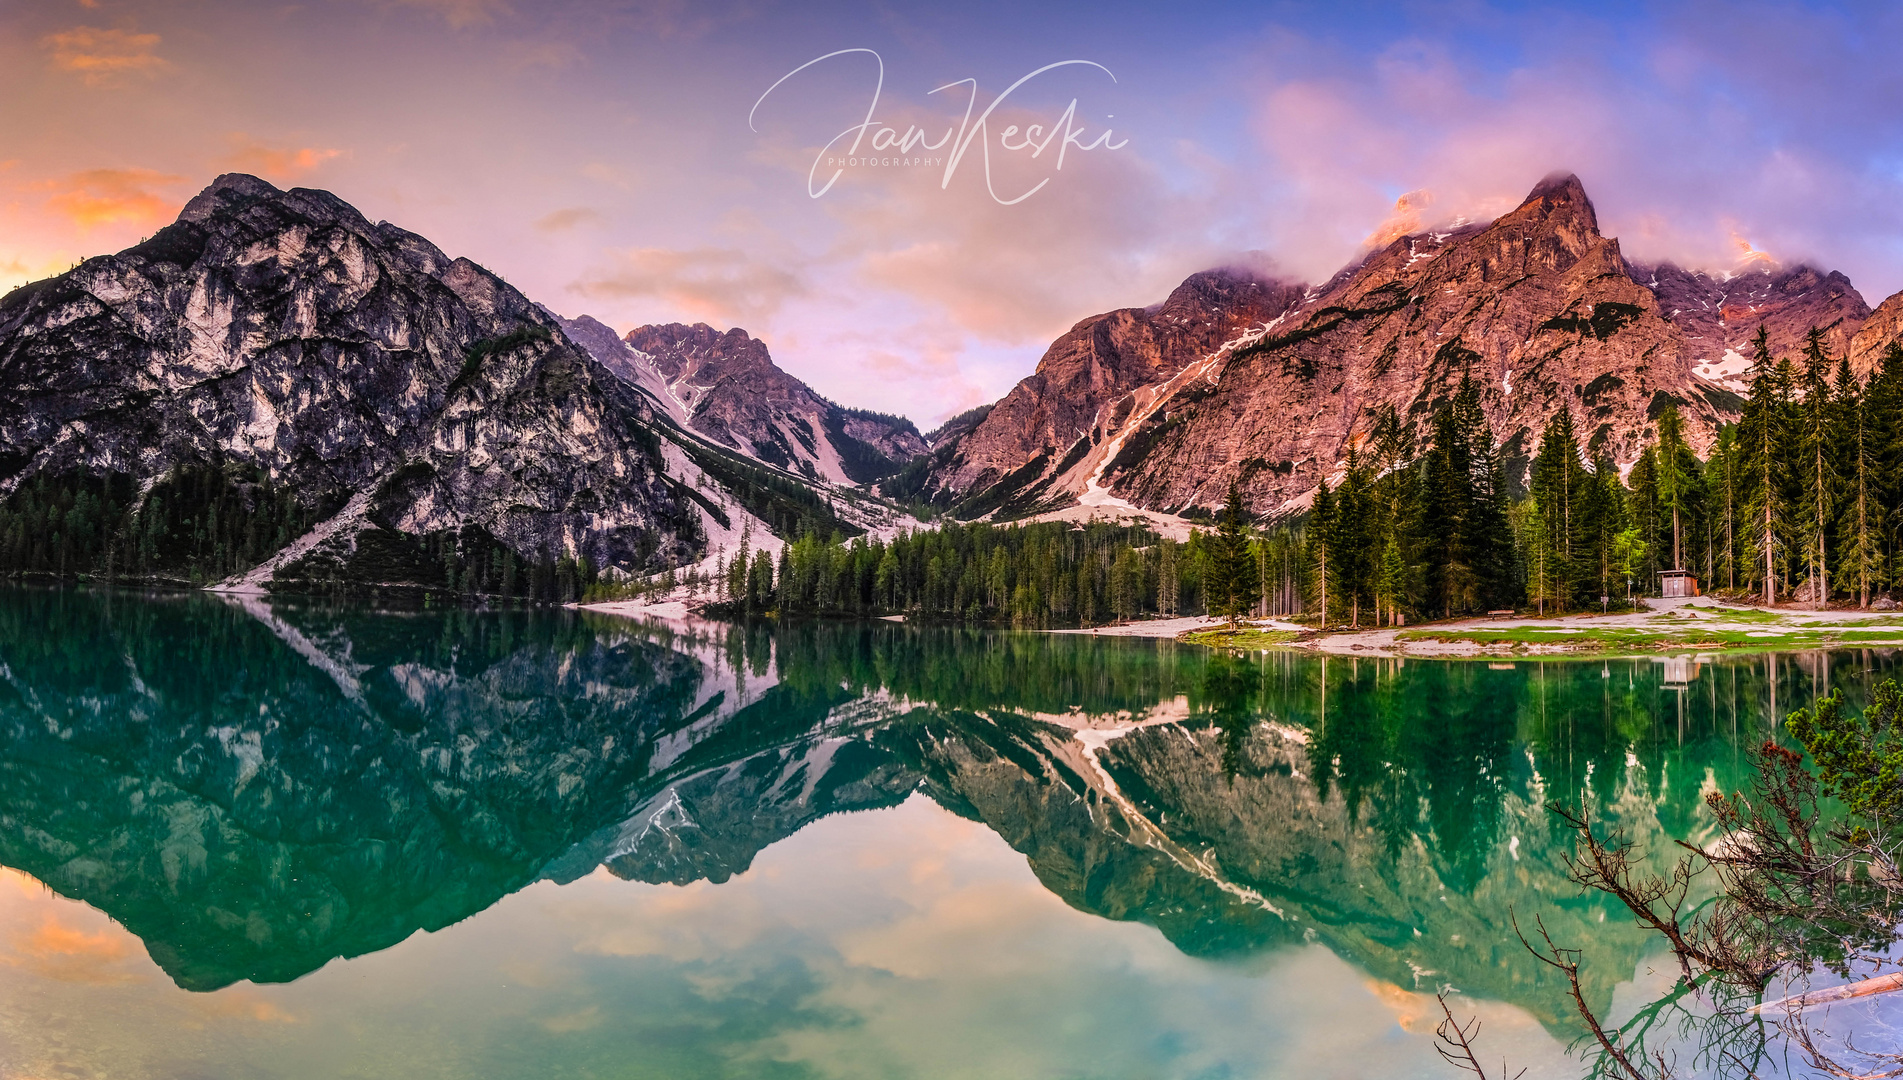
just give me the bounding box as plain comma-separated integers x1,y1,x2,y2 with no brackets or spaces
1796,327,1840,607
1311,479,1337,624
1738,325,1795,604
1626,446,1663,592
1836,358,1880,606
1654,405,1700,572
1336,448,1375,626
1708,426,1741,592
1206,483,1260,622
1530,411,1586,607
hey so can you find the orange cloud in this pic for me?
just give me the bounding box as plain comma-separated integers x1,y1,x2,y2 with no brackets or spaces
388,0,512,29
41,168,185,231
40,26,169,86
534,207,605,233
4,915,141,985
223,136,344,181
575,246,804,326
1725,221,1779,268
1364,189,1434,249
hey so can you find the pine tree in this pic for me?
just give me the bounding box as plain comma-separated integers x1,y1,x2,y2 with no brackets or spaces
1868,344,1903,595
1708,426,1740,592
1837,359,1880,607
1206,483,1260,622
1311,479,1336,624
1654,405,1700,572
1420,378,1510,615
1739,325,1794,605
1626,446,1662,593
1530,411,1587,607
1796,327,1839,608
1336,449,1374,626
1375,534,1406,626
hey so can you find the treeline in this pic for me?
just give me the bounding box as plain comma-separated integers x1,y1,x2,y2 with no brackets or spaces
618,519,1211,627
0,465,313,585
0,462,601,603
645,323,1903,626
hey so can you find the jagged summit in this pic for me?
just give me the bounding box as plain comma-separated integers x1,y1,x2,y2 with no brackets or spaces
923,171,1889,522
175,172,282,222
1526,170,1589,202
603,320,926,484
0,174,706,588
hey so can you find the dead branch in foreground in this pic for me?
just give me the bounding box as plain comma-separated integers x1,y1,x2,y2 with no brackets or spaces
1433,990,1527,1080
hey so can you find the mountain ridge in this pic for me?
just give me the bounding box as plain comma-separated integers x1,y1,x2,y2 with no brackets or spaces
925,173,1896,520
0,174,912,593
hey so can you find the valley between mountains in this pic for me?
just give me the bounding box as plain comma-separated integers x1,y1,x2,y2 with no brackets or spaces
2,170,1900,613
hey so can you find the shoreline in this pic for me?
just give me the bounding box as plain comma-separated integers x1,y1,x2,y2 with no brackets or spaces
576,595,1903,659
1218,597,1903,658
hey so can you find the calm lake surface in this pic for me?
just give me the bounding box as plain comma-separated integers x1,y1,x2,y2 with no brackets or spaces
0,587,1895,1080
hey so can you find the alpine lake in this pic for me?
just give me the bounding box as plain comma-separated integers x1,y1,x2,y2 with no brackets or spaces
1,586,1896,1080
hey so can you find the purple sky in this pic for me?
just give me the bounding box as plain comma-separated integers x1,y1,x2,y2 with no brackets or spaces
5,0,1903,425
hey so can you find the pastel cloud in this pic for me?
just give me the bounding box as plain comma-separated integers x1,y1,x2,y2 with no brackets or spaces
827,116,1228,345
385,0,512,30
534,206,606,233
1238,11,1903,296
40,26,169,86
223,137,344,182
573,246,805,327
39,168,185,231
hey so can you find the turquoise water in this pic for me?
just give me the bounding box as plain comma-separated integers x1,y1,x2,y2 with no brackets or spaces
0,588,1890,1079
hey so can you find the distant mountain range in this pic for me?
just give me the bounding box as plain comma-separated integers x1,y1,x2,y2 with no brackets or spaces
3,171,1902,587
0,174,904,591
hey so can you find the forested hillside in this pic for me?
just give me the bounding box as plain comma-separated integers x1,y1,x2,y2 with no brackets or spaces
626,328,1903,626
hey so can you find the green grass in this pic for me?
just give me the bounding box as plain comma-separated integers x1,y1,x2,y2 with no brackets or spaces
1396,624,1903,653
1180,627,1302,650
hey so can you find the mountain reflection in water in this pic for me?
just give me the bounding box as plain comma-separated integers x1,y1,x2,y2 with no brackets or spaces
0,587,1890,1044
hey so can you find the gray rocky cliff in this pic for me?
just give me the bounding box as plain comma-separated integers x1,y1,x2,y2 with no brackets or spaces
0,173,702,585
616,321,927,484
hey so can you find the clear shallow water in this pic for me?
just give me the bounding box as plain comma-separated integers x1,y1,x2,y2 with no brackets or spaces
0,588,1895,1079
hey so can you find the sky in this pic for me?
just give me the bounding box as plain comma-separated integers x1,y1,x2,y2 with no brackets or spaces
5,0,1903,427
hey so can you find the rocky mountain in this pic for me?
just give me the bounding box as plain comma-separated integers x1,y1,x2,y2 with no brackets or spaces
1638,261,1868,386
1851,287,1903,373
926,174,1903,520
0,173,703,584
0,175,922,591
917,269,1308,514
559,318,927,485
626,321,928,483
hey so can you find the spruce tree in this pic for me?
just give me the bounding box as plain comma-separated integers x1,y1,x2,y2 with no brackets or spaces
1311,479,1336,624
1739,325,1794,605
1530,411,1587,607
1626,446,1662,593
1654,405,1701,572
1796,327,1839,607
1336,449,1374,626
1206,483,1259,622
1868,344,1903,594
1837,359,1880,606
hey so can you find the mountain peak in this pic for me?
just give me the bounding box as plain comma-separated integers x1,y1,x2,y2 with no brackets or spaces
177,173,283,224
1510,171,1599,235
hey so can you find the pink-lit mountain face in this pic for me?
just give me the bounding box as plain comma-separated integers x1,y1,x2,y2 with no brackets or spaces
923,174,1895,520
